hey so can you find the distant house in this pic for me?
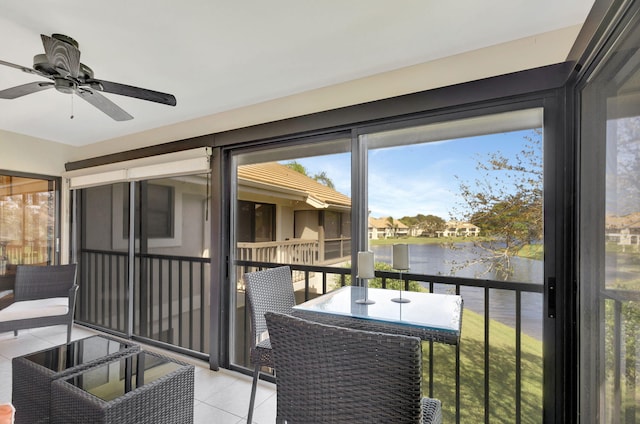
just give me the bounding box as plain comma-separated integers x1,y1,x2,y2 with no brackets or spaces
368,217,409,239
436,221,480,237
605,213,640,247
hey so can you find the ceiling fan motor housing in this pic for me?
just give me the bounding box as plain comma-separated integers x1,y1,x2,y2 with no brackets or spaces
54,78,75,94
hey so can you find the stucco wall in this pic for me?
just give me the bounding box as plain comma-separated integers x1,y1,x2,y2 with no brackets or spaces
0,130,74,176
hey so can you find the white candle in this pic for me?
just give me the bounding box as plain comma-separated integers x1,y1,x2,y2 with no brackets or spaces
393,244,409,270
357,251,375,279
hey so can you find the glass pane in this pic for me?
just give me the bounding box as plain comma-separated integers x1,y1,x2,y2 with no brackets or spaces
365,109,543,284
77,174,211,355
78,183,129,333
363,109,544,422
133,176,211,354
231,137,351,367
0,175,56,270
580,16,640,422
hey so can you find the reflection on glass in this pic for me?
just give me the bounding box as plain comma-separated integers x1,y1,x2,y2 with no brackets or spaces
231,138,352,367
0,175,56,268
64,352,181,402
24,335,135,372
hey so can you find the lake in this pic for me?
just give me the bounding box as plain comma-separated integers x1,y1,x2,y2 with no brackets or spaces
370,243,544,341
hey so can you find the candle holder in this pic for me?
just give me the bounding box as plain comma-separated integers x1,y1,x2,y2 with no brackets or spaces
391,243,411,303
391,271,411,303
355,251,376,305
355,277,376,305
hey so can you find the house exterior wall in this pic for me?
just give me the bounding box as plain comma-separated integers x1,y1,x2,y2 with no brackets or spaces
277,204,295,241
295,210,319,240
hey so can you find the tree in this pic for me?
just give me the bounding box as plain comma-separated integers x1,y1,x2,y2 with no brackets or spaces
312,170,335,189
454,129,543,278
419,214,446,237
285,160,308,175
400,213,445,237
285,161,336,189
386,216,398,238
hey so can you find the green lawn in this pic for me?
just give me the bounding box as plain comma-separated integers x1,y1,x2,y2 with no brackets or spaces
425,308,543,423
337,245,545,422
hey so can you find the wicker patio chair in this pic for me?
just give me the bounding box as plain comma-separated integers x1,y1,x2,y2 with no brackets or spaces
0,264,78,343
243,266,296,424
265,311,443,424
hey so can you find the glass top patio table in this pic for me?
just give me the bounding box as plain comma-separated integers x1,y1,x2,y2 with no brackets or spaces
60,351,184,402
292,286,463,345
19,335,138,373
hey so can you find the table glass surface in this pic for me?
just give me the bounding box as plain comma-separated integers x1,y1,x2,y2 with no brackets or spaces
62,351,181,402
22,335,134,372
293,286,463,335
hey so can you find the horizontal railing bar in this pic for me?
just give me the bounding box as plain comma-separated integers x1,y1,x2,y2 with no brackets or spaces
80,248,210,264
234,260,543,293
601,288,640,302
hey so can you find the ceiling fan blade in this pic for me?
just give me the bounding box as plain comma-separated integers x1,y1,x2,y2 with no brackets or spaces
76,88,133,121
41,34,81,78
0,82,53,99
87,79,177,106
0,59,40,76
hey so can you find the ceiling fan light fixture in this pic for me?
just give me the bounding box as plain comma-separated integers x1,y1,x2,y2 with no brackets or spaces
53,78,76,94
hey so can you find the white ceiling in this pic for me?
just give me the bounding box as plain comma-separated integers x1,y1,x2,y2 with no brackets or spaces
0,0,594,148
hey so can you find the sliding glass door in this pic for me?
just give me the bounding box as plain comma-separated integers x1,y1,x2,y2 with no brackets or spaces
225,100,566,422
360,108,548,422
229,136,352,368
579,9,640,422
76,173,211,355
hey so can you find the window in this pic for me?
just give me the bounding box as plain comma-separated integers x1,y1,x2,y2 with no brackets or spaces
0,173,58,266
236,200,275,242
123,183,175,239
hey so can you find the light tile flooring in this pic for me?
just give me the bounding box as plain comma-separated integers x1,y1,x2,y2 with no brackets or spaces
0,325,277,424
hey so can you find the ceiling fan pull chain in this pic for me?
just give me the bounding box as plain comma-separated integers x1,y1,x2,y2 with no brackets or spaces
70,94,74,119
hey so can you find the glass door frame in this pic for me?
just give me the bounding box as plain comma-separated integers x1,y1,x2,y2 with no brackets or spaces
218,91,573,422
352,96,571,422
0,169,61,265
575,1,640,421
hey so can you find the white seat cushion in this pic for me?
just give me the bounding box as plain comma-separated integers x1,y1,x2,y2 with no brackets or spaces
0,298,68,322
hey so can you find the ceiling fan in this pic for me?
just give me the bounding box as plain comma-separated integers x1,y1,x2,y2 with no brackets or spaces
0,33,176,121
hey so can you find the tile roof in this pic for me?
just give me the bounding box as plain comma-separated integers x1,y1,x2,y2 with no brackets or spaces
368,217,409,229
238,162,351,208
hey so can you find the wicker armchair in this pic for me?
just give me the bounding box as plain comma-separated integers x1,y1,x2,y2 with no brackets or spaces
265,312,443,424
0,264,78,343
243,266,296,424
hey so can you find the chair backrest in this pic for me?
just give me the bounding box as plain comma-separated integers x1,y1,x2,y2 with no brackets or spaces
243,266,296,347
265,311,423,423
14,264,77,301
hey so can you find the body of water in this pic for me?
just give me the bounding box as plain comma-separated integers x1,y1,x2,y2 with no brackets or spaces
370,243,544,341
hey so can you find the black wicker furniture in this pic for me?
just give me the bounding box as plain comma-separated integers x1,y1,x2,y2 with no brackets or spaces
265,312,443,424
243,266,296,424
50,350,195,424
0,264,78,343
12,335,139,424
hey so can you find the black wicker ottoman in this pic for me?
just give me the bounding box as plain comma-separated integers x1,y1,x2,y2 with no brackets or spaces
12,335,139,424
50,350,195,424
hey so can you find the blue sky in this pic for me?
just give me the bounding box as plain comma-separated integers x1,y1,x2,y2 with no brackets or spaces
284,129,540,220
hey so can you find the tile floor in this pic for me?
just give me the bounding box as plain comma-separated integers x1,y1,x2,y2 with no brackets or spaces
0,325,277,424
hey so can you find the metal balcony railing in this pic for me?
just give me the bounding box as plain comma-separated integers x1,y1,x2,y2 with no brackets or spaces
76,249,210,355
235,260,545,424
602,288,639,424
